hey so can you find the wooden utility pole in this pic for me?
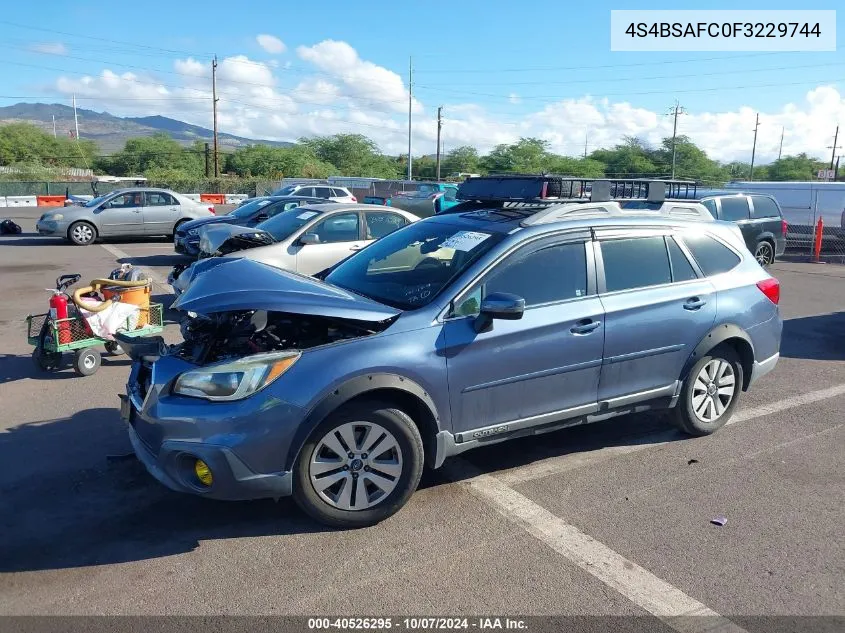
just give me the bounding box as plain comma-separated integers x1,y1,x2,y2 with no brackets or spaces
212,56,220,178
778,126,784,160
828,125,840,170
204,142,210,177
667,101,686,179
583,131,588,159
749,113,760,181
72,94,80,139
435,106,443,181
407,56,413,180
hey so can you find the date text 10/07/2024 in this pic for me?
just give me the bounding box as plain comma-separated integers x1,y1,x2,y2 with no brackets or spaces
308,618,528,630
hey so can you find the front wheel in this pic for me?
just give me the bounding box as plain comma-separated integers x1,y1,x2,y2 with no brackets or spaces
73,347,101,376
293,400,424,528
673,346,743,436
68,221,96,246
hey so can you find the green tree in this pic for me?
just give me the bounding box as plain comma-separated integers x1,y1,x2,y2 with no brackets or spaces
544,156,606,178
106,133,204,177
589,139,660,178
653,135,727,183
0,122,97,168
482,137,550,173
412,155,437,179
765,153,826,181
300,134,399,178
441,146,480,176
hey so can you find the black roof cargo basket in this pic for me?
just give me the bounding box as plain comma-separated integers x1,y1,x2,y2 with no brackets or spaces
455,175,698,204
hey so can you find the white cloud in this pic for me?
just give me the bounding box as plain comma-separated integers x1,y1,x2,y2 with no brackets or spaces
46,39,845,164
30,42,68,55
296,39,421,114
256,34,286,55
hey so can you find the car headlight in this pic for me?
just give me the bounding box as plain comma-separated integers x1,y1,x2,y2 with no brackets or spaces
172,351,300,401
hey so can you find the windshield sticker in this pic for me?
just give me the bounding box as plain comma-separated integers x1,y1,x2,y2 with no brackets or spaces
438,231,490,252
256,200,272,207
297,211,319,220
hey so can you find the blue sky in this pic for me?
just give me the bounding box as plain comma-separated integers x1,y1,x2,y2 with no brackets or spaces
0,0,843,162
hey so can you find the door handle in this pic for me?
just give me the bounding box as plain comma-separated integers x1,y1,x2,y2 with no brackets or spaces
349,245,362,251
570,319,601,335
683,297,707,310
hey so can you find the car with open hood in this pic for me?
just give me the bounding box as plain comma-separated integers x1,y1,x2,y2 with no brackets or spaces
170,203,420,295
120,175,782,529
173,195,331,256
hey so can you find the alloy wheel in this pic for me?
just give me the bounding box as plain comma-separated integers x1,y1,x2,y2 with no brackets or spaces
691,359,736,423
754,242,773,266
308,421,403,511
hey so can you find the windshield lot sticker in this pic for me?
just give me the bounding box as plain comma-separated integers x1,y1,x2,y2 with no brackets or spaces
297,211,319,220
439,231,490,251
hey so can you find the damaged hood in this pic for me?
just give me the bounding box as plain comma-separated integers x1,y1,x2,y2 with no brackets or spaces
171,258,401,322
199,224,275,256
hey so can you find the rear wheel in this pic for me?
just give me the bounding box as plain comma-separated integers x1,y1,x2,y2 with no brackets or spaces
673,346,742,436
754,240,774,266
293,400,424,528
68,221,96,245
172,219,190,238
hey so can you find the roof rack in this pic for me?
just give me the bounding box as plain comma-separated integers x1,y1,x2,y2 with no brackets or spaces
520,200,714,226
456,175,698,204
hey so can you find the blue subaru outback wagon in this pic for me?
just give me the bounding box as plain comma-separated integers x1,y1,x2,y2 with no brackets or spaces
119,176,782,528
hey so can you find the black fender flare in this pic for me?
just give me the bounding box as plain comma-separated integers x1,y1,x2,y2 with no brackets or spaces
681,323,755,389
284,373,442,470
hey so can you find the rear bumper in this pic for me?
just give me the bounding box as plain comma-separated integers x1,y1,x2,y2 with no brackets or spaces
748,352,779,387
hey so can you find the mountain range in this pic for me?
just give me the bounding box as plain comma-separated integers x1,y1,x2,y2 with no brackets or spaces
0,102,292,152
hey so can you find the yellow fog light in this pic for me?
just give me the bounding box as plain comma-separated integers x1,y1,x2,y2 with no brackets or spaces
194,459,213,486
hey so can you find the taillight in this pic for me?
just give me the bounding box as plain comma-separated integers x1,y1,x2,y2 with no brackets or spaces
781,220,788,236
756,277,780,304
208,206,215,214
351,196,357,202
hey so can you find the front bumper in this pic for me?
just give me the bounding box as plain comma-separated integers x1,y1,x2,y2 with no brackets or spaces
120,357,303,501
36,219,60,235
174,234,200,256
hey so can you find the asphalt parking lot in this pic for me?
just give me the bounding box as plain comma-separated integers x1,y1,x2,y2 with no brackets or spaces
1,206,843,630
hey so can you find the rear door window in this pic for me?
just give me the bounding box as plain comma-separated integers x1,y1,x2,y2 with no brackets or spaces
365,211,408,239
315,187,333,199
145,192,176,206
718,197,750,222
311,212,360,243
296,186,315,197
750,196,781,219
681,234,741,276
600,237,672,292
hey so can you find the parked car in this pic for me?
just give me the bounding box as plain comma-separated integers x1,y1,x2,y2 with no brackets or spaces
364,183,460,217
174,196,331,257
36,188,215,245
272,183,357,203
722,181,845,249
698,192,787,266
121,176,781,528
170,204,419,294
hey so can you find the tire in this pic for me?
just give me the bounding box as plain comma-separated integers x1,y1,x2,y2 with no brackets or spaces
72,347,101,376
104,341,123,355
754,240,775,267
673,346,743,436
32,320,62,371
68,221,97,245
172,219,190,238
292,399,424,528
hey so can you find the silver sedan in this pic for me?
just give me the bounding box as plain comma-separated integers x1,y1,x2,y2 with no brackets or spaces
36,188,216,245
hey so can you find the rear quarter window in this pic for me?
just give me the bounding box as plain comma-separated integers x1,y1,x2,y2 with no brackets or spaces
750,196,782,219
681,234,741,276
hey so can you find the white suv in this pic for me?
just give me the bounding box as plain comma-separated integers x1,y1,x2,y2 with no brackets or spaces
273,184,357,203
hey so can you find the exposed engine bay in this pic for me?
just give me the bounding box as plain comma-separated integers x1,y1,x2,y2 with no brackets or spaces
176,309,388,365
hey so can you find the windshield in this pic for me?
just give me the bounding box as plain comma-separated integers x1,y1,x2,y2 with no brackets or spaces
325,221,504,310
230,198,273,219
84,195,108,208
272,185,298,196
255,207,323,241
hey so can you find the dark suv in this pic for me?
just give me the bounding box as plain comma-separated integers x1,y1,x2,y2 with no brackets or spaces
699,193,787,266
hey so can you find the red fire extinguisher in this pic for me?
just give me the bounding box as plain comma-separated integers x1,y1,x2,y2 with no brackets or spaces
49,290,72,344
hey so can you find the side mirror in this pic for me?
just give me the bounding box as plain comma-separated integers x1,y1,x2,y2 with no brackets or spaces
474,292,525,333
299,233,320,246
254,213,268,222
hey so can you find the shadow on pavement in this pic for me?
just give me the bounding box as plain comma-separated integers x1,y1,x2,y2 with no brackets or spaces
780,312,845,361
118,253,189,268
0,407,331,573
0,353,132,385
0,400,680,572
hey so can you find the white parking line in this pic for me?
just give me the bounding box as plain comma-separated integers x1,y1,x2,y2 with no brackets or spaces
454,463,748,633
99,243,173,293
498,382,845,485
